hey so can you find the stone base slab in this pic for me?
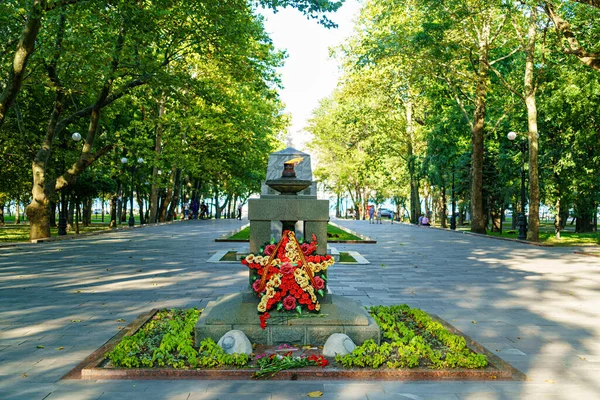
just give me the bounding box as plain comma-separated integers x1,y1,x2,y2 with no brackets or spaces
195,293,380,346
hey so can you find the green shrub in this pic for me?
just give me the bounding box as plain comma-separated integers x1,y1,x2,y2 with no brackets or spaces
336,305,488,369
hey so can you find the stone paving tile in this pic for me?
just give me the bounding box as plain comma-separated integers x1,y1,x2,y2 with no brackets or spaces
1,219,600,399
368,394,459,400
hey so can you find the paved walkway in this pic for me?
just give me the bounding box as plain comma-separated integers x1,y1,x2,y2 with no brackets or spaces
1,219,599,399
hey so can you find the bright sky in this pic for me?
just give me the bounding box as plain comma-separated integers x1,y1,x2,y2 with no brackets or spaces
260,1,362,151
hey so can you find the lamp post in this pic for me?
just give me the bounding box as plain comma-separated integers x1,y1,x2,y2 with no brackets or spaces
507,131,527,240
121,157,144,227
450,166,456,230
58,132,82,235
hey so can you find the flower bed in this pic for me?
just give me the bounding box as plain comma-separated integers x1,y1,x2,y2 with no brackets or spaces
336,305,488,369
97,304,497,380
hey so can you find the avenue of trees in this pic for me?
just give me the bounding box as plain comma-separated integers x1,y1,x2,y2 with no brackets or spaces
308,0,600,241
0,0,342,239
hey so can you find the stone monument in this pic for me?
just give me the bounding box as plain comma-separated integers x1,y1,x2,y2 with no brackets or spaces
248,147,328,256
195,147,380,347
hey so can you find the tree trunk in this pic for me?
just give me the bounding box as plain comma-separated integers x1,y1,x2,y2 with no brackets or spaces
406,99,421,224
525,7,540,242
67,196,74,229
25,12,67,240
116,185,122,224
470,23,490,234
109,193,117,228
122,197,128,222
102,198,105,222
0,201,4,226
440,185,447,228
136,191,144,224
575,215,594,233
49,200,56,227
15,200,21,225
554,197,561,239
83,197,92,226
490,200,502,232
167,168,181,221
0,0,44,130
149,98,165,224
75,197,80,234
159,168,175,222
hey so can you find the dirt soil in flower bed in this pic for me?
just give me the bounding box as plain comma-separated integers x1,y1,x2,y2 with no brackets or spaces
63,309,525,381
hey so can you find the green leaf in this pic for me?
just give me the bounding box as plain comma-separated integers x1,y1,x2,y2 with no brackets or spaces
318,289,324,297
296,306,302,315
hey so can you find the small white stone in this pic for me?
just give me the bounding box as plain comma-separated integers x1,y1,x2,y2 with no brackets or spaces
217,330,252,355
323,333,356,357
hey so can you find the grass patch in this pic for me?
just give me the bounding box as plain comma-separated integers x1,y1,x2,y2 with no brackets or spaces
326,224,362,241
228,224,363,242
228,227,251,240
0,223,111,242
339,252,357,263
486,230,600,246
454,220,599,247
219,251,239,261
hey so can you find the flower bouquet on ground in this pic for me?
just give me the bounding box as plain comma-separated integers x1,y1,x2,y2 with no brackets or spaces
241,230,335,328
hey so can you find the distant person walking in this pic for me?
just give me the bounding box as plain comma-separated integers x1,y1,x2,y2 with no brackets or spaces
368,206,375,224
237,203,243,220
376,207,382,224
183,201,190,220
191,199,199,219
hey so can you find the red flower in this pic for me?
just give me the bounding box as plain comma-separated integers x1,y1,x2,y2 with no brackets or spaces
308,354,328,367
280,262,295,276
283,295,296,311
308,303,315,311
252,280,264,293
259,312,271,329
313,276,325,290
263,244,276,256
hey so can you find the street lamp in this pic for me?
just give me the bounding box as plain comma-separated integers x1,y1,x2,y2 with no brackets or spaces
507,131,527,240
450,166,456,230
58,132,81,235
121,156,144,227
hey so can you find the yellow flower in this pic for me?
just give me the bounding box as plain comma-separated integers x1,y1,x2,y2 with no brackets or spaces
315,303,320,312
245,254,255,263
257,302,267,312
271,275,282,287
266,281,274,290
266,288,275,298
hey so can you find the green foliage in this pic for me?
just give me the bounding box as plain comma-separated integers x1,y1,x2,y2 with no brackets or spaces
335,305,488,369
106,308,248,369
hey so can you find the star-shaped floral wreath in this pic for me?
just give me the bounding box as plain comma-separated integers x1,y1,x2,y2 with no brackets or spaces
242,230,334,329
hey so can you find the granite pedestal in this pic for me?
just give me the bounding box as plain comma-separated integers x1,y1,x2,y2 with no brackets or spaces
195,293,380,346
